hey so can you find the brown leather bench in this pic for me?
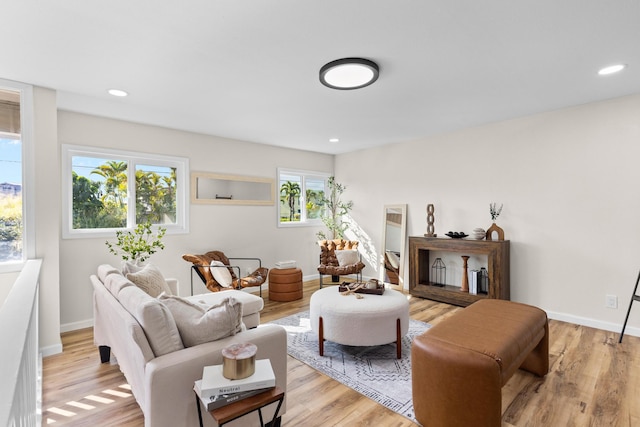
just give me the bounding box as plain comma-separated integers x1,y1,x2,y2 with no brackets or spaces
411,299,549,427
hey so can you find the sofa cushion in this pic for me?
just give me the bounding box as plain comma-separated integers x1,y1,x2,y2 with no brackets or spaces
189,290,264,317
335,249,359,266
126,264,172,297
158,294,244,347
97,264,121,283
118,286,184,356
103,273,134,297
210,260,233,287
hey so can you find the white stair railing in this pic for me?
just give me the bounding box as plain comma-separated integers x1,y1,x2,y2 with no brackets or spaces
0,259,42,427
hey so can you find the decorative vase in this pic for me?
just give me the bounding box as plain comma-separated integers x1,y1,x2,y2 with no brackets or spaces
121,260,143,275
461,255,470,293
472,228,486,240
485,222,505,241
222,342,257,380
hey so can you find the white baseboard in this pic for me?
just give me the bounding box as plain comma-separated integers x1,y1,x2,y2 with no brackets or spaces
60,318,93,333
40,343,63,357
546,310,639,338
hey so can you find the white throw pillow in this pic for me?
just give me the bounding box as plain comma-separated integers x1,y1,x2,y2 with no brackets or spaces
210,260,233,287
335,249,359,266
126,264,172,297
158,294,244,347
386,251,400,269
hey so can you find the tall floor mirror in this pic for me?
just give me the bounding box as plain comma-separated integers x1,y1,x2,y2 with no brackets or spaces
380,204,407,288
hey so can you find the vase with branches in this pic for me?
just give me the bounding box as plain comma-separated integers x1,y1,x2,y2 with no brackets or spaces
105,221,166,266
490,202,503,222
486,202,505,241
316,176,353,240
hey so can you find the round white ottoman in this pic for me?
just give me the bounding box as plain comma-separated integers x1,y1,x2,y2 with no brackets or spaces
309,286,410,358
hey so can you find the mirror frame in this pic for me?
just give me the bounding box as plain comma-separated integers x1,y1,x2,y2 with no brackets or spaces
380,204,407,288
191,172,275,205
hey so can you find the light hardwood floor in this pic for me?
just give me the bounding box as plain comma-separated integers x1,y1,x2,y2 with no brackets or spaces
43,280,640,426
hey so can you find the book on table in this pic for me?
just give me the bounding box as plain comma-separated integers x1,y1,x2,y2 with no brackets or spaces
469,270,480,294
194,380,272,411
199,359,275,400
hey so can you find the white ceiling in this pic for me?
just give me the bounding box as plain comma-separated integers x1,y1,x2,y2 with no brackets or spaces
2,1,639,154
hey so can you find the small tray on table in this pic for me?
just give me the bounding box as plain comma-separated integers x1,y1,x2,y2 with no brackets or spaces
338,282,385,295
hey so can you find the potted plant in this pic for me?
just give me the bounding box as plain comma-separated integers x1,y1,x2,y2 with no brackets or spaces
106,221,166,272
316,177,354,282
316,176,353,240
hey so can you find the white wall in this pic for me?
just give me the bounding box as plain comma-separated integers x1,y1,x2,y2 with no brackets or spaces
57,112,333,331
0,85,63,355
336,94,640,334
33,87,62,355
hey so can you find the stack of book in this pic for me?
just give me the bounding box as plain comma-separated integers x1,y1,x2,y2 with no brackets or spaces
275,260,296,269
469,269,488,295
469,270,480,294
194,359,276,411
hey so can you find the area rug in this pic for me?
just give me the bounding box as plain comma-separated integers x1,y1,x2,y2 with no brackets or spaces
268,311,430,423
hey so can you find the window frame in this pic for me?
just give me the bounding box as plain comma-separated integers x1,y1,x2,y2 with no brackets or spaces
277,168,330,228
0,79,33,273
61,144,189,239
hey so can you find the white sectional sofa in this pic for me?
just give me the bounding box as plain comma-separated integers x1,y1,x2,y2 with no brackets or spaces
90,264,287,427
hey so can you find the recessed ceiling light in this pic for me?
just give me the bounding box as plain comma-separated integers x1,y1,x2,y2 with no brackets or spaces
329,138,339,143
320,58,379,90
107,89,128,97
598,64,626,76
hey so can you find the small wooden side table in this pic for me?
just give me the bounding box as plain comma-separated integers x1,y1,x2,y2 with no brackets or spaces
268,268,303,301
196,386,284,427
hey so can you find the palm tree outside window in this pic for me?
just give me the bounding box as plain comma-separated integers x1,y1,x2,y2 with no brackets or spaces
62,145,188,238
277,168,329,227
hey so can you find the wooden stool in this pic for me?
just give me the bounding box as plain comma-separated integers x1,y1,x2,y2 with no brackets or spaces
268,268,303,301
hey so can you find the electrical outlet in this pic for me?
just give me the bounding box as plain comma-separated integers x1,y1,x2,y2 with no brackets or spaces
606,294,618,309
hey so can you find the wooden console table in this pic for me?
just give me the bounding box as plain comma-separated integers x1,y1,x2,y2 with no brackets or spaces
409,236,510,306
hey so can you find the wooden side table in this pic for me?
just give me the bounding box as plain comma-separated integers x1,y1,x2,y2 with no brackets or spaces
268,268,303,301
196,386,284,427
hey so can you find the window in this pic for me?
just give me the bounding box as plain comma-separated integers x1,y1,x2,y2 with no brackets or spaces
277,168,329,227
0,80,33,271
62,145,189,238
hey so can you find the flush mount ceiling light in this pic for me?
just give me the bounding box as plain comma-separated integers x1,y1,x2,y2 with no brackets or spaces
598,64,626,75
319,58,379,90
107,88,128,97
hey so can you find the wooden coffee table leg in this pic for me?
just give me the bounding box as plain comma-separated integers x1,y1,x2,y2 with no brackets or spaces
396,318,401,359
319,316,324,356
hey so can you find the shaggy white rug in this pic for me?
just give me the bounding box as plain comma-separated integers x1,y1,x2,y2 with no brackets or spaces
269,310,430,423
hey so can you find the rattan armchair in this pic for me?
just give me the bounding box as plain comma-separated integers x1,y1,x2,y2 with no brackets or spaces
317,239,365,288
